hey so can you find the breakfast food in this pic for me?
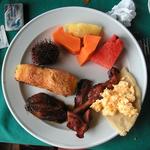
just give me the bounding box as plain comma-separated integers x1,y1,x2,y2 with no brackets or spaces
63,23,102,38
74,79,93,108
90,68,141,135
53,25,124,68
32,40,60,65
73,67,120,114
53,27,81,54
15,64,78,96
67,79,92,138
67,68,120,138
25,93,68,123
14,21,142,139
77,35,101,65
91,35,124,69
67,110,91,138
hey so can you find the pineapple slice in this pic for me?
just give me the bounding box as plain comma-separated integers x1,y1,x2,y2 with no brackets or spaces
63,23,102,38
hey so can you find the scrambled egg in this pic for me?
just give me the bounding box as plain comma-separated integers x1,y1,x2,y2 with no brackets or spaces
90,79,138,117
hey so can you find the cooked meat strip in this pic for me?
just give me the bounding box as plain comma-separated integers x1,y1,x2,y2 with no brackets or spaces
67,67,120,138
75,79,92,108
67,111,88,138
73,67,120,114
87,83,105,101
106,67,120,89
108,67,120,78
67,79,93,138
83,109,91,123
73,98,94,114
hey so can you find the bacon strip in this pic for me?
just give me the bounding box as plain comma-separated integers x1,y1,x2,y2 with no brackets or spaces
73,67,120,114
75,79,92,107
67,79,92,138
67,67,120,138
83,109,91,123
67,111,88,138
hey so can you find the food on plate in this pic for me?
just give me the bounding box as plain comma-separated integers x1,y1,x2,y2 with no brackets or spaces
73,67,120,114
63,23,102,38
90,68,141,136
91,35,124,69
67,110,91,138
15,64,78,96
31,40,59,65
77,35,101,65
53,27,81,54
67,79,92,138
25,93,68,123
13,19,142,139
67,68,119,138
74,79,93,107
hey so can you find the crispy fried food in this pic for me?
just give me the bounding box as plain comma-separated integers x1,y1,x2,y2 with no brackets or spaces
15,64,78,96
67,79,92,138
67,111,88,138
73,67,120,114
74,79,93,107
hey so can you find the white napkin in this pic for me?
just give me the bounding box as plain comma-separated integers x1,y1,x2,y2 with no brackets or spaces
107,0,136,27
0,25,9,49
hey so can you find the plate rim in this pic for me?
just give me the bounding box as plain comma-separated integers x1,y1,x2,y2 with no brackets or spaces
1,6,148,148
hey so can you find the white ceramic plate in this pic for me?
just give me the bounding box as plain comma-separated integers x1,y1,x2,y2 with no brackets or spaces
1,7,147,149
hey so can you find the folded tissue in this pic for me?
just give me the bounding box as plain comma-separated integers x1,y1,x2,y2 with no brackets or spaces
0,25,9,49
107,0,136,27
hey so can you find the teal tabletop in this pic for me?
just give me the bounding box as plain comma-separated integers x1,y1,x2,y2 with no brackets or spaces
0,0,150,150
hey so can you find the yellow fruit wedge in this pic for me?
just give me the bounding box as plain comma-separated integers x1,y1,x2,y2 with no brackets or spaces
63,23,102,38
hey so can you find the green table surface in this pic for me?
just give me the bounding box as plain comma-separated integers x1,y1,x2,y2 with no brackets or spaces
0,0,150,149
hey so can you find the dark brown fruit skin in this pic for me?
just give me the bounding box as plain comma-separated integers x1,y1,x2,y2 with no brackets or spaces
25,93,67,123
32,41,59,65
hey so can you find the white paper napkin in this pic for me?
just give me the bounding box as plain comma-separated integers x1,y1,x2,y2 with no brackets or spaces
107,0,136,27
148,0,150,13
0,25,9,49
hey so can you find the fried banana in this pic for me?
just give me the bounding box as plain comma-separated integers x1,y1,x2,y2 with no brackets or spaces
15,64,78,96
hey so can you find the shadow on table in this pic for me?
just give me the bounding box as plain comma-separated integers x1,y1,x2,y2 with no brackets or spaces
23,3,30,24
131,67,150,137
0,143,86,150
